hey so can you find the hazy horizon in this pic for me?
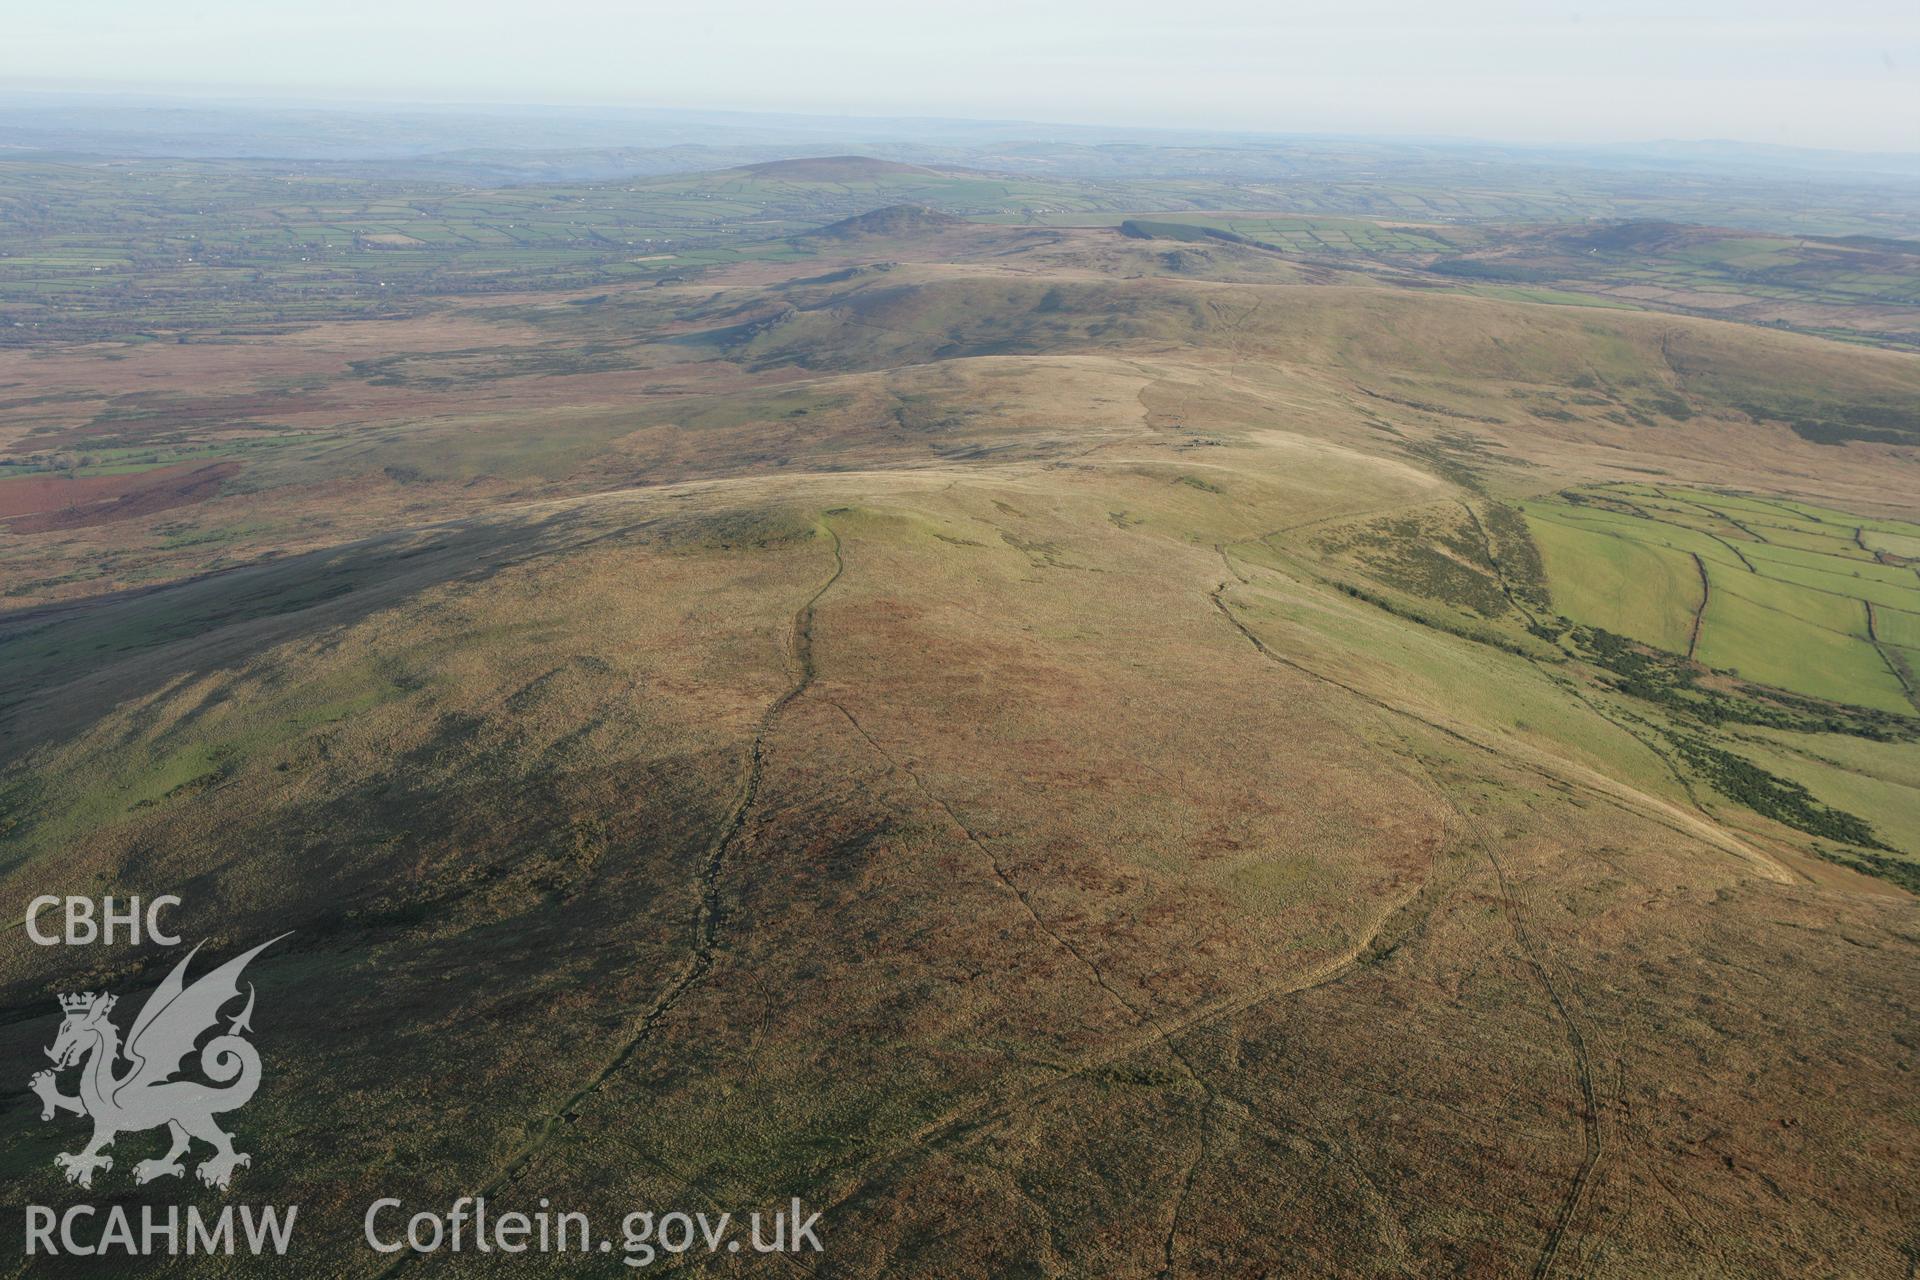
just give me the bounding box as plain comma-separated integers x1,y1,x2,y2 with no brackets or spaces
8,81,1920,162
7,0,1917,154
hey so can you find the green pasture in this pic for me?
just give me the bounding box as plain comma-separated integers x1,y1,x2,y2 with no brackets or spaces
1523,504,1704,653
1524,484,1920,714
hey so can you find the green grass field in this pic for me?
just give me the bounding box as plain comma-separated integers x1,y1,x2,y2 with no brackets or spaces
1523,484,1920,714
1524,504,1705,654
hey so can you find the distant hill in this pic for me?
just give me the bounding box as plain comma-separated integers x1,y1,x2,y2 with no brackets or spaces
1120,218,1259,247
735,155,938,181
1555,220,1696,253
804,204,967,240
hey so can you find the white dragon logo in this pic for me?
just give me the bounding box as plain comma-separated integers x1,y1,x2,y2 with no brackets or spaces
29,935,285,1191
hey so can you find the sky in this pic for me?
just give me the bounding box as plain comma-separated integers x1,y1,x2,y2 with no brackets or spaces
8,0,1919,152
